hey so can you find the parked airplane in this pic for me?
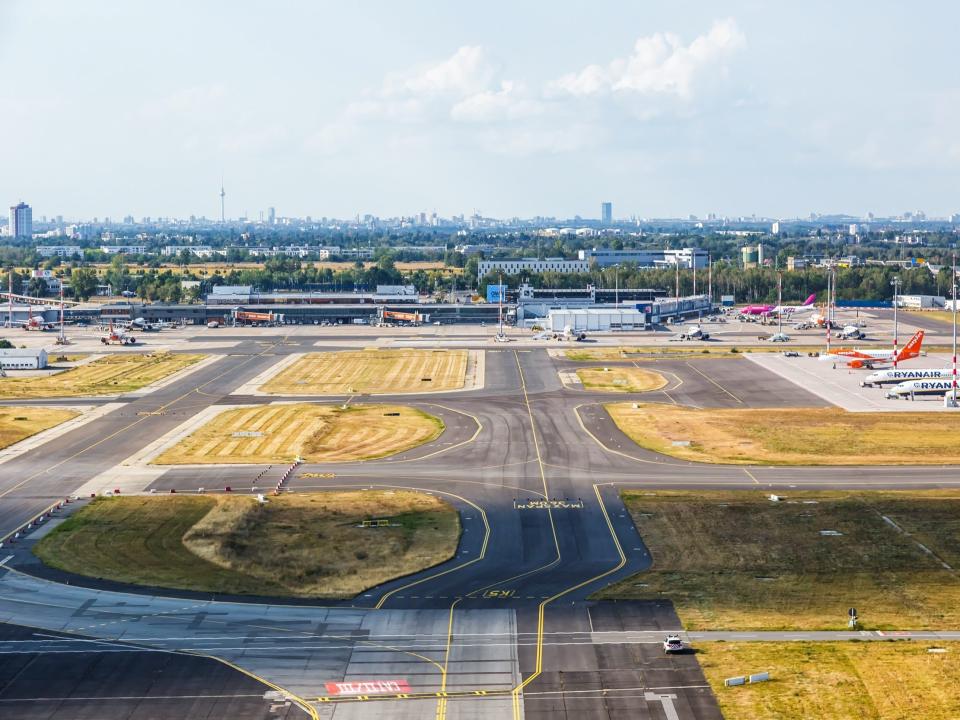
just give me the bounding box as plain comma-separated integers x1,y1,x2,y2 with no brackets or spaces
15,316,55,331
835,325,865,340
9,306,55,331
678,324,709,340
862,367,953,387
819,329,924,369
101,323,137,345
886,379,957,399
740,294,816,316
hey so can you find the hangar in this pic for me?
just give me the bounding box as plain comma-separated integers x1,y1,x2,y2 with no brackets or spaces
0,348,48,370
546,308,648,332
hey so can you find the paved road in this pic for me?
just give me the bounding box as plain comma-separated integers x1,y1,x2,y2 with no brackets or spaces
2,332,959,719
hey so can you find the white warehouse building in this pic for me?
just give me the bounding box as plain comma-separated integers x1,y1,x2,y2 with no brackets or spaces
0,348,48,370
478,258,589,280
578,247,708,269
546,308,648,332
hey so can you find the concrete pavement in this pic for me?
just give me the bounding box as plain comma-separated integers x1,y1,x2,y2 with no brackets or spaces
2,329,959,718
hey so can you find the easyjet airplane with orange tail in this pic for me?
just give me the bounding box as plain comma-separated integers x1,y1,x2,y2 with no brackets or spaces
818,329,924,369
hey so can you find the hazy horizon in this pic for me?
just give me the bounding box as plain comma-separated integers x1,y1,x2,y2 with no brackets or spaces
2,1,958,220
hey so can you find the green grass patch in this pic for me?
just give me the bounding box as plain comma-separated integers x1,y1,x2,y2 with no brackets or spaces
596,490,960,630
699,642,960,720
35,491,460,598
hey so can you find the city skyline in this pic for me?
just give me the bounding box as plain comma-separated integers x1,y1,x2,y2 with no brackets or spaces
2,2,959,220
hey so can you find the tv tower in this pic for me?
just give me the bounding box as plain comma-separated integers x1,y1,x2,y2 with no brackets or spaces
219,180,226,223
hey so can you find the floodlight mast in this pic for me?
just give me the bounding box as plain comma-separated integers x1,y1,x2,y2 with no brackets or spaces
953,256,957,403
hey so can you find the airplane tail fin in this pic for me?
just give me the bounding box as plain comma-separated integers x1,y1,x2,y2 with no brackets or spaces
803,294,816,306
897,330,924,359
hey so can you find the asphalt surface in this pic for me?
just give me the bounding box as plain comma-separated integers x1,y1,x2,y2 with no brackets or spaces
2,330,959,719
0,622,305,719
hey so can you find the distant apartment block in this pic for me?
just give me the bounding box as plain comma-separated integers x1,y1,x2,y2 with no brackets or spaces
454,243,496,254
477,258,590,280
578,247,708,270
8,202,32,238
100,245,147,254
161,245,220,257
36,245,82,257
601,202,612,225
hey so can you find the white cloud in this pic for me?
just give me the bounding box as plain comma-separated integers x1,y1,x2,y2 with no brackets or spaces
551,19,745,99
383,45,496,97
480,125,596,156
218,125,288,154
303,122,357,155
450,81,543,123
138,84,228,118
306,23,747,160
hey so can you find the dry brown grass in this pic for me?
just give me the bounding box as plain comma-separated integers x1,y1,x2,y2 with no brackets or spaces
699,642,960,720
565,346,823,361
606,403,960,465
262,349,468,395
0,353,202,398
153,403,443,464
35,491,460,598
576,366,667,392
905,310,956,325
598,490,960,630
0,407,77,449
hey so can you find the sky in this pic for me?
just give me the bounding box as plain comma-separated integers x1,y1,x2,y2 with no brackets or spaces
1,1,959,221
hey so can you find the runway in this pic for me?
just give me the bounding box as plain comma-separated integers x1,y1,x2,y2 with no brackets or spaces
1,331,958,718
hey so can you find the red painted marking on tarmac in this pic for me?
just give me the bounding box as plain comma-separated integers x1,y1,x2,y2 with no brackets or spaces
324,680,411,696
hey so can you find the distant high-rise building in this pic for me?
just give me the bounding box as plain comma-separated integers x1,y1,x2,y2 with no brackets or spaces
267,206,276,224
771,221,781,235
8,202,32,238
601,202,612,225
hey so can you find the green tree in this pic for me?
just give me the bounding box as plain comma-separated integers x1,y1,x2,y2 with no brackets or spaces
70,268,98,301
27,276,48,297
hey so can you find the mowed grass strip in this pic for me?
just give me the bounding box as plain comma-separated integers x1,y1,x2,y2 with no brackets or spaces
261,349,468,394
34,491,460,598
606,403,960,465
153,403,443,464
698,642,960,720
576,366,667,393
0,407,77,449
597,490,960,630
0,353,203,398
565,346,824,361
566,347,740,361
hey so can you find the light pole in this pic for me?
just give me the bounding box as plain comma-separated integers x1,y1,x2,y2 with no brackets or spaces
891,277,901,368
952,257,957,404
777,272,783,337
614,264,620,308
